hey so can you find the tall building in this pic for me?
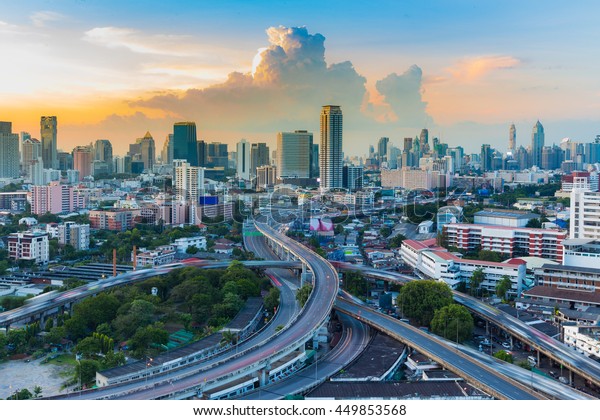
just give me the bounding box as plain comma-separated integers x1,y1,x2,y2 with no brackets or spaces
403,137,413,153
31,182,86,215
236,139,251,180
256,165,277,191
480,144,492,172
277,130,313,179
40,116,57,169
377,137,389,162
311,144,319,178
419,129,429,154
94,139,113,173
58,222,90,251
173,122,197,166
570,178,600,240
342,165,364,191
0,121,20,178
8,231,49,264
251,142,270,176
509,123,516,152
57,151,73,171
72,145,93,180
197,140,206,167
206,142,228,168
319,105,343,190
136,132,155,172
531,120,545,168
161,134,173,165
173,159,204,204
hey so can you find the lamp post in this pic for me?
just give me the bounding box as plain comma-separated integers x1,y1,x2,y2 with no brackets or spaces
145,355,153,386
75,352,82,396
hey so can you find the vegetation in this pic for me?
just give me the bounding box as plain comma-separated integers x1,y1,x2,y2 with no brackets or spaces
469,268,485,297
493,350,514,363
397,280,453,326
389,234,406,248
496,275,513,301
342,271,369,300
264,288,280,313
430,304,474,343
296,284,313,307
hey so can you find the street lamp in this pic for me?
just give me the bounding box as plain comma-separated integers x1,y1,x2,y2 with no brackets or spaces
145,356,153,386
75,352,82,396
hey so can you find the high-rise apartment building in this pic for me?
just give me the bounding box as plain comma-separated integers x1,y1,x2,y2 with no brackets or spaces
509,123,516,152
570,178,600,240
58,222,90,251
531,120,545,168
256,165,277,191
319,105,343,190
31,182,87,215
277,130,313,179
0,121,20,178
311,144,319,178
343,165,364,191
236,139,251,180
251,142,270,176
8,231,49,264
419,129,429,154
173,159,204,204
480,144,492,172
137,132,155,172
73,145,93,180
40,116,57,169
94,139,113,172
173,122,198,166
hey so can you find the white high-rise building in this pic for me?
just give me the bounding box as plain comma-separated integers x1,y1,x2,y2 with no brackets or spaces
570,177,600,240
276,130,313,178
236,139,251,181
319,105,343,190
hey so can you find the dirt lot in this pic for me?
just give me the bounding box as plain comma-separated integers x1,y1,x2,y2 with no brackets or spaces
0,355,74,399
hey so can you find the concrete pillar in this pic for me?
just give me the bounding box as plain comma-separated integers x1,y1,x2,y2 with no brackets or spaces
39,312,46,328
569,370,574,386
259,368,268,386
536,350,540,366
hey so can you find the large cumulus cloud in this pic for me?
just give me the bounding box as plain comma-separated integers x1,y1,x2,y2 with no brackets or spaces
131,26,431,148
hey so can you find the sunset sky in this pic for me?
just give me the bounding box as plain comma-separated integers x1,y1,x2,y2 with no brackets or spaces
1,1,599,156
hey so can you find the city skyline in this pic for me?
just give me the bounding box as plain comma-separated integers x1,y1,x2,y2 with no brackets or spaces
1,1,600,156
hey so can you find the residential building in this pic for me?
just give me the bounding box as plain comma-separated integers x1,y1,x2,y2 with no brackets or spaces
256,165,277,191
40,116,57,169
73,145,93,180
89,209,137,231
134,245,176,268
173,159,204,204
173,236,207,253
21,137,42,179
570,179,600,239
8,231,49,264
563,324,600,358
94,139,113,172
400,239,526,295
320,105,343,190
31,182,87,215
161,134,173,165
58,222,90,250
342,165,364,191
0,121,19,178
236,139,251,180
277,130,313,179
444,223,566,262
250,142,269,177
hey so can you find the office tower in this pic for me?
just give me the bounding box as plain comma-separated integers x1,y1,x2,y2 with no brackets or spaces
136,132,155,172
343,165,364,191
236,139,251,180
0,121,19,178
40,116,57,169
57,151,73,171
94,139,113,172
173,159,204,204
377,137,389,161
447,147,464,173
72,145,93,180
388,146,400,169
319,105,343,190
206,142,228,168
197,140,206,167
256,165,277,191
22,138,42,180
585,137,600,165
311,144,319,178
403,137,413,153
161,134,173,165
173,122,198,166
481,144,492,172
419,129,429,154
251,142,269,176
277,130,313,178
531,120,544,168
509,123,516,152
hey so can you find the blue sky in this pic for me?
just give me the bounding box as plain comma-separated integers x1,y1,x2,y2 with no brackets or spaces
1,1,599,155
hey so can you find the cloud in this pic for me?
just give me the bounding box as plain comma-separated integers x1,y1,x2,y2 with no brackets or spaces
375,65,430,126
30,11,64,28
131,25,430,143
448,55,520,81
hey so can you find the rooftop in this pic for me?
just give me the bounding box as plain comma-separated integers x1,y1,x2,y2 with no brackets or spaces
475,210,538,220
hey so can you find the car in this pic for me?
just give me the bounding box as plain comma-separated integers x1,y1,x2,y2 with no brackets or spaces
502,342,511,349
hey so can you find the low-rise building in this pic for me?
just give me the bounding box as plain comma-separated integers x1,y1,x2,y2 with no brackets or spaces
473,209,539,227
89,208,138,231
8,231,49,264
134,245,176,268
173,236,207,253
563,323,600,358
58,222,90,250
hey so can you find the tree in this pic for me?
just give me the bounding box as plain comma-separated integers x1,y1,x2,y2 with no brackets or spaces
493,350,514,363
185,245,199,255
264,288,280,313
430,304,474,343
296,284,313,307
379,226,392,238
525,218,542,228
389,234,406,248
496,275,513,301
0,333,7,359
33,385,43,399
477,250,503,263
343,271,368,300
75,359,101,386
128,323,169,359
8,388,33,400
469,268,485,297
397,280,453,326
220,329,238,347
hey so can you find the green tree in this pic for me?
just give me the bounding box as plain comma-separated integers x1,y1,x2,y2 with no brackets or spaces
75,359,101,386
44,318,54,332
75,336,103,358
0,333,8,359
33,385,43,399
264,288,280,313
180,313,193,332
496,275,513,301
477,250,503,263
469,268,485,297
128,323,169,359
397,280,453,326
296,284,313,307
430,304,474,343
379,226,392,238
220,329,238,347
389,234,407,248
8,388,33,400
7,329,27,353
185,245,199,255
493,350,514,363
343,271,368,300
525,218,542,228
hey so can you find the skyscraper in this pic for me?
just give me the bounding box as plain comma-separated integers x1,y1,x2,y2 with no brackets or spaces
509,123,516,152
236,139,251,180
173,122,198,166
277,130,313,178
137,132,155,172
40,116,57,169
72,145,93,180
531,120,544,168
319,105,343,190
161,134,173,165
94,139,113,172
481,144,492,172
0,121,19,178
250,142,270,177
377,137,389,162
419,129,429,154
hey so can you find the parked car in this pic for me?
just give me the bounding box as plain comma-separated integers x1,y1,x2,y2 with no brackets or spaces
502,342,511,349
